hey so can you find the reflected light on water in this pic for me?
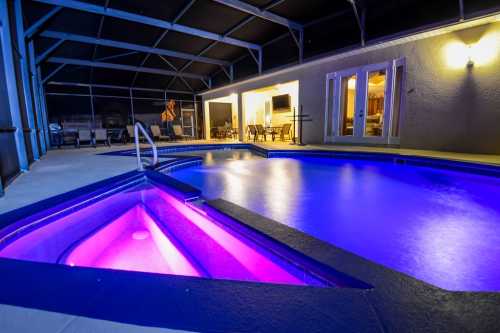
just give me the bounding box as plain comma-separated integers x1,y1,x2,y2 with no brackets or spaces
264,159,302,224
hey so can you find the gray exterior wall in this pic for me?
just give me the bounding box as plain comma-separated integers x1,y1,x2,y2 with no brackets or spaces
201,20,500,154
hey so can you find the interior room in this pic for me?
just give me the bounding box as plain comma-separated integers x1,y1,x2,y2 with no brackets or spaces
203,94,239,140
242,80,298,142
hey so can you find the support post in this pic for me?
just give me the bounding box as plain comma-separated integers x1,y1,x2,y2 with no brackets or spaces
129,88,135,124
14,0,40,160
193,94,198,139
299,29,304,63
258,48,262,74
28,40,47,154
0,0,29,170
458,0,464,21
89,86,95,127
37,67,51,149
237,93,244,142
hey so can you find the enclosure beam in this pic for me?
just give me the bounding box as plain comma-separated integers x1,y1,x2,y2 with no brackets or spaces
89,0,110,85
458,0,465,20
28,41,47,154
42,63,65,83
0,0,29,170
14,0,40,160
168,0,284,88
40,31,230,66
212,0,302,29
347,0,365,46
131,0,197,87
46,92,193,102
129,89,135,124
47,81,192,94
47,57,208,80
24,6,62,39
33,0,260,50
37,67,50,148
95,51,138,62
35,38,65,64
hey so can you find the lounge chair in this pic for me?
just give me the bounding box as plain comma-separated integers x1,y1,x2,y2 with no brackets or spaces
94,129,111,147
126,124,145,143
150,125,170,141
173,125,190,140
76,128,93,148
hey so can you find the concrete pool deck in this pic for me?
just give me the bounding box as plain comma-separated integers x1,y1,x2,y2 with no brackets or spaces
2,141,500,213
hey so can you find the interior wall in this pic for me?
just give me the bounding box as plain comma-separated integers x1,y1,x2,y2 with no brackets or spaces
202,19,500,154
241,80,299,140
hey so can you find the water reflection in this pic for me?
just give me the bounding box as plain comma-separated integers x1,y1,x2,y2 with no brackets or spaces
169,150,500,291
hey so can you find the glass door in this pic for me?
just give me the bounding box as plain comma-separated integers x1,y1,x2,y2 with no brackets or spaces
328,61,395,144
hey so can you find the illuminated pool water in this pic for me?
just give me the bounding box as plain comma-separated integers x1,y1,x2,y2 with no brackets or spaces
0,180,337,287
168,150,500,291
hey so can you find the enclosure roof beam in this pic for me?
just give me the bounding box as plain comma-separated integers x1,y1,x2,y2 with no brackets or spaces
211,0,302,30
47,57,208,80
47,81,192,94
24,6,62,39
36,39,65,64
347,0,365,46
33,0,261,50
40,30,230,66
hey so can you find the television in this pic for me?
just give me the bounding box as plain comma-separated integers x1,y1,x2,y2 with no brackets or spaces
272,94,291,112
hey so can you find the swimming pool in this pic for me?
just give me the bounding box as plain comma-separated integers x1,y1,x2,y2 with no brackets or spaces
0,172,358,288
167,149,500,291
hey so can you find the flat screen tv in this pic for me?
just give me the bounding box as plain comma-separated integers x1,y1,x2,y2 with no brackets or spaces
272,94,291,112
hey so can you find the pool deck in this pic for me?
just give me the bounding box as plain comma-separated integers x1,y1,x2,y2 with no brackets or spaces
1,141,500,332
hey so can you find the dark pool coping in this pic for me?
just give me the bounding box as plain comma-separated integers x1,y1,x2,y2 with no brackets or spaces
0,144,499,332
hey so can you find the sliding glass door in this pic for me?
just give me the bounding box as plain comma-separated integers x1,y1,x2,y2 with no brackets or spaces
325,59,404,145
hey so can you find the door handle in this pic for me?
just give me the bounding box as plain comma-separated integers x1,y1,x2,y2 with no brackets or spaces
358,110,364,117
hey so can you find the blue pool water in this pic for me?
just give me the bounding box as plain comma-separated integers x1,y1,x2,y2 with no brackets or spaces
168,150,500,291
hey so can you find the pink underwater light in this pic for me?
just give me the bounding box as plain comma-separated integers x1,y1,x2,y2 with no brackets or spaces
64,205,201,277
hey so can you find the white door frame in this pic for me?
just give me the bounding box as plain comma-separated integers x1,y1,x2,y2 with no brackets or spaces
325,59,402,145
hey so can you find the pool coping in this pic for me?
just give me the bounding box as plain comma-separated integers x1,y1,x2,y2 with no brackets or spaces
0,144,499,332
100,143,500,177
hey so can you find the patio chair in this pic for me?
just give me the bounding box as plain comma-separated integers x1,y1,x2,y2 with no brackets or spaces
255,124,267,142
173,125,190,140
94,129,111,147
76,128,93,148
150,125,170,141
279,123,292,141
247,124,257,141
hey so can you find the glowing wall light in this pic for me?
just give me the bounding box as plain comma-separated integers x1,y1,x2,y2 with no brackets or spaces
470,32,500,66
445,31,500,69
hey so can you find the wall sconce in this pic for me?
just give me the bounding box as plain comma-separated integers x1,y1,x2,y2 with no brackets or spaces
445,31,499,69
466,45,474,68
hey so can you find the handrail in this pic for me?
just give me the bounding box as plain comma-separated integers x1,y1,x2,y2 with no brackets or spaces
134,122,158,171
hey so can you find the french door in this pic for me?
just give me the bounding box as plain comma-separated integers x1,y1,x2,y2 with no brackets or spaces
325,59,404,145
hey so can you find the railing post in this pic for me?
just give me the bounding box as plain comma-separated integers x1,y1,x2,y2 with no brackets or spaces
134,122,158,171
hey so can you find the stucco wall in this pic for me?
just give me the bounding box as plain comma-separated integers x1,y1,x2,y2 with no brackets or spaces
202,20,500,154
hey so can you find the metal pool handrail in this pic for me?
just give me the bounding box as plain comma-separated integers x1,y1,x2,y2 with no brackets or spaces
134,122,158,171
